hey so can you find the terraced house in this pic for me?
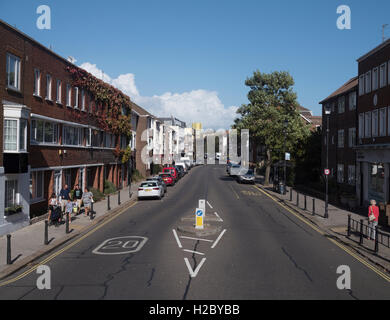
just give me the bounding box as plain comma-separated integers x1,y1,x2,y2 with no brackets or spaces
0,20,134,235
356,39,390,206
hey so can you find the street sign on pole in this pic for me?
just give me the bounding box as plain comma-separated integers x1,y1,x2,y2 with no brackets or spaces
195,208,204,229
199,199,206,217
285,152,290,161
324,169,330,176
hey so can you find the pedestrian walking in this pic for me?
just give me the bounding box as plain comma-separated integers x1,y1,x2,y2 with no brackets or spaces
368,199,380,240
72,184,83,215
47,193,59,225
82,187,94,217
59,184,71,213
65,199,73,224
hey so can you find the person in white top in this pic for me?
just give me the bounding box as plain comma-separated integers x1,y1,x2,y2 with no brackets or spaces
47,193,59,223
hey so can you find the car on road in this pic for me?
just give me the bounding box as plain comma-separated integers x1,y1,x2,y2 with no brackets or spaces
237,169,255,184
162,167,179,182
175,163,188,174
147,176,167,193
138,181,164,200
228,164,242,176
159,173,175,186
175,165,185,178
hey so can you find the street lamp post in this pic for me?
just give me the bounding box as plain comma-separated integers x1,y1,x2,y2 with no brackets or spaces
324,106,331,219
283,119,288,195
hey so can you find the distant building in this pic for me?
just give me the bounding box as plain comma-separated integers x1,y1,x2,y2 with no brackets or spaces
298,106,322,131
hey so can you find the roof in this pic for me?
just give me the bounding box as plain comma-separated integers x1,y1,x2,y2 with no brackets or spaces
357,38,390,63
319,76,358,104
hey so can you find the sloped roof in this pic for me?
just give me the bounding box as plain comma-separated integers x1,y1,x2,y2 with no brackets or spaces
319,76,358,104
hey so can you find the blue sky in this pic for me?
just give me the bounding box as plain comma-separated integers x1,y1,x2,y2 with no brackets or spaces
1,0,389,129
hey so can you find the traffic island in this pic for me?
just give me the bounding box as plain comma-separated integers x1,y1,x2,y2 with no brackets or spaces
176,215,222,237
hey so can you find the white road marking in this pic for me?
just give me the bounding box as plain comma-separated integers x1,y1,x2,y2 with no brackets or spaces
207,201,213,209
184,257,207,278
172,229,182,248
211,229,227,249
214,212,223,222
92,236,148,255
183,249,205,256
180,236,214,242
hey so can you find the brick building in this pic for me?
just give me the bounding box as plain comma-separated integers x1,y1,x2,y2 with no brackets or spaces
0,20,133,234
356,39,390,206
320,77,358,197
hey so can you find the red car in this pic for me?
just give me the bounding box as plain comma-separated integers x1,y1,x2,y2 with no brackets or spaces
159,173,175,186
162,167,178,182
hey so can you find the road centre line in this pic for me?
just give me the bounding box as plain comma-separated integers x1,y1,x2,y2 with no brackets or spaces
183,249,205,256
253,185,390,283
211,229,227,249
172,229,183,248
180,236,213,242
207,201,213,209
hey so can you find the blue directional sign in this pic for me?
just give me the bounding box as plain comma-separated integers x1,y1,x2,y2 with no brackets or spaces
196,209,204,217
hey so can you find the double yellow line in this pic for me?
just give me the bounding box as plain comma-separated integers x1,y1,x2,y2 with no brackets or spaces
0,201,138,287
253,185,390,283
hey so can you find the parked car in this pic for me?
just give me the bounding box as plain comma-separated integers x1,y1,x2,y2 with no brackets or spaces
175,165,185,178
176,164,187,175
138,181,164,200
147,176,167,193
175,163,188,174
228,164,241,176
237,169,255,184
162,167,179,182
159,173,175,186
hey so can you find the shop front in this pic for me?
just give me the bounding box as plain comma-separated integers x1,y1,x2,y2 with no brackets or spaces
356,146,390,207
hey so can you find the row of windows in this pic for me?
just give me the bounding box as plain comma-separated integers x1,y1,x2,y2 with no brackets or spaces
335,128,356,148
324,91,356,114
337,164,356,185
358,107,390,139
359,62,390,96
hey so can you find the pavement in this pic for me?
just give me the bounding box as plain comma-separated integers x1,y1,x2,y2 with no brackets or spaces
0,180,142,277
256,177,390,274
0,165,389,300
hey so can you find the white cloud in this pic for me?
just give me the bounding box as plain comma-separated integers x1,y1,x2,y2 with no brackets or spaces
79,62,237,130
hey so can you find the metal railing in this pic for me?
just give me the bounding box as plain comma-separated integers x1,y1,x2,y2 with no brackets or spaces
347,214,390,253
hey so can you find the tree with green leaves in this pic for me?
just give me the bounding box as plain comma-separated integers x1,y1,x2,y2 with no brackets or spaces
234,70,310,185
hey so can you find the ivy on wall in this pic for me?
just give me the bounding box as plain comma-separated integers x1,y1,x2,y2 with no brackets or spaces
66,66,133,163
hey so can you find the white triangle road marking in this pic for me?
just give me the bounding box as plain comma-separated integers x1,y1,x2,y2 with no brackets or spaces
184,257,206,278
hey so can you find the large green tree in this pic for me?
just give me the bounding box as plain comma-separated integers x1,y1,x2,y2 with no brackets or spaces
234,70,310,185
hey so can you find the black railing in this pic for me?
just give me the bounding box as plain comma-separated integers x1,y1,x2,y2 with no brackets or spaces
347,214,390,253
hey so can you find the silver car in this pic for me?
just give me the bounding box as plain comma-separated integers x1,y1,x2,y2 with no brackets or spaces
237,169,255,184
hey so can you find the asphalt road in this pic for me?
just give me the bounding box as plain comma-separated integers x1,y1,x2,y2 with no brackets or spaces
0,164,389,300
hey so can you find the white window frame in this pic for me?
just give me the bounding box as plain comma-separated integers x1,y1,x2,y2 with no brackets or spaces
6,53,21,91
372,67,379,91
372,109,379,137
66,84,72,107
380,63,387,88
30,119,59,145
348,128,356,148
337,164,344,184
365,112,372,138
81,89,86,111
30,171,44,202
62,126,84,146
348,165,356,185
359,74,365,96
56,80,62,104
34,68,41,97
338,96,345,114
348,91,356,111
365,71,372,94
338,129,344,148
380,107,387,137
46,74,52,101
74,87,79,109
3,118,27,153
359,113,364,138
